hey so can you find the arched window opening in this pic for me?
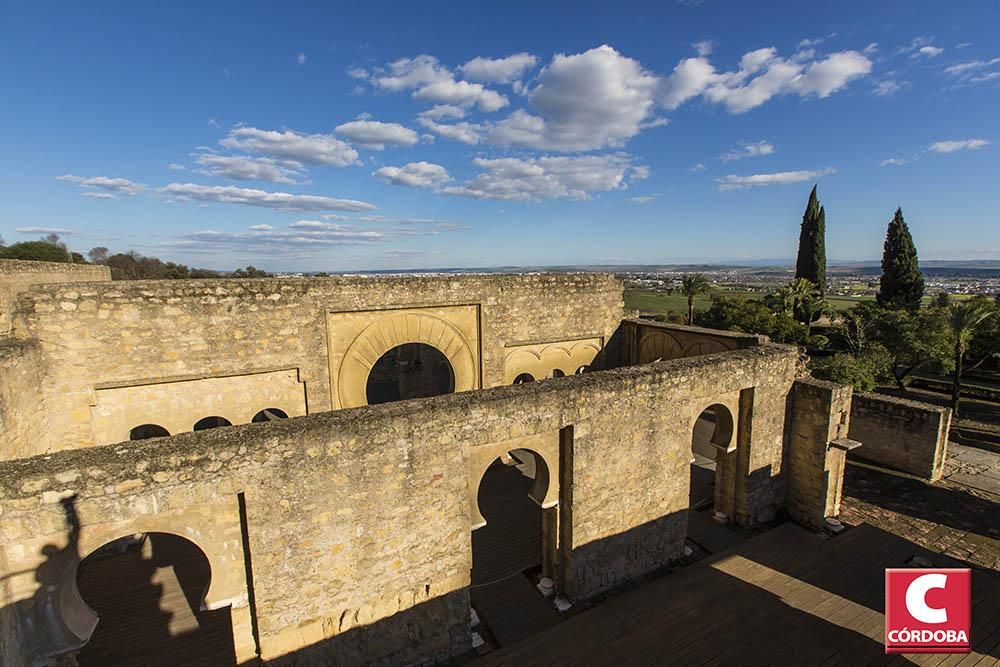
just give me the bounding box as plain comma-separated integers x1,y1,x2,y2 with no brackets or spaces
574,365,589,375
512,372,535,385
75,532,236,666
550,369,565,378
690,404,735,512
365,342,455,406
193,416,232,431
252,408,289,423
129,424,170,441
471,450,554,643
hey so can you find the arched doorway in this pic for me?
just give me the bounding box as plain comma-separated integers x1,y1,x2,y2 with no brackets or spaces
193,416,231,431
252,407,288,422
75,532,236,666
512,372,535,385
549,369,565,378
690,404,735,510
470,450,559,646
365,342,455,405
129,424,170,440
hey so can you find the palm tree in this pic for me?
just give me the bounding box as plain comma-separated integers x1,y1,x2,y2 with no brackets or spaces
786,278,824,334
680,274,711,325
947,298,996,417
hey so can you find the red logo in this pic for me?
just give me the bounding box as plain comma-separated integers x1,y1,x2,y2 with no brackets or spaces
885,568,971,654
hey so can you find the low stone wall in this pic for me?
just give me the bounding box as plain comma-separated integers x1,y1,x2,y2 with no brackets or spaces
847,392,951,481
0,259,110,334
0,343,804,666
620,318,764,365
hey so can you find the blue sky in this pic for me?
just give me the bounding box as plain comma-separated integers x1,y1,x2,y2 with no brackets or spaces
1,1,998,271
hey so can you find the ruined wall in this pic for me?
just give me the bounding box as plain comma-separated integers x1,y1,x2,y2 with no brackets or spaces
784,378,855,529
0,260,110,335
0,343,801,666
0,340,49,459
9,274,623,455
848,392,951,481
620,319,764,365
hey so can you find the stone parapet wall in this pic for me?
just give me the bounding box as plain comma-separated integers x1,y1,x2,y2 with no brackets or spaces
0,259,110,334
0,342,802,665
0,340,49,461
621,318,764,365
848,392,951,481
8,273,624,454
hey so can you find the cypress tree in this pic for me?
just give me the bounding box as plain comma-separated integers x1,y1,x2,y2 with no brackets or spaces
795,185,827,294
876,207,924,310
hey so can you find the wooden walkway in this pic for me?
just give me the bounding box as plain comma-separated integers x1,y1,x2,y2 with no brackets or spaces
479,522,1000,666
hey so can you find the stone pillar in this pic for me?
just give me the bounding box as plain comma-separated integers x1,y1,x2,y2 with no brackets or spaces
784,378,856,530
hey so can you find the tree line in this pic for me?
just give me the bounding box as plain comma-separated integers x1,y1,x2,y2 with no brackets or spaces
675,185,998,417
0,234,271,280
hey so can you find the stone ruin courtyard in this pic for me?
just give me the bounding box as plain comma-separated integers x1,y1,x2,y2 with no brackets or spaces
0,259,998,666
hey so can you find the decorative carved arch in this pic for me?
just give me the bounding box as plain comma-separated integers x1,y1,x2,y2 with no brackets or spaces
690,399,738,453
339,312,477,408
638,331,683,363
469,431,560,530
681,340,729,357
503,339,601,384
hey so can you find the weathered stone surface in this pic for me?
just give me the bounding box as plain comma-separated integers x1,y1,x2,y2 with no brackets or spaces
848,392,951,481
0,259,110,334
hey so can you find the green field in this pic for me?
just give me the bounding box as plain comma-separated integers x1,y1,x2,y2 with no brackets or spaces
625,288,875,317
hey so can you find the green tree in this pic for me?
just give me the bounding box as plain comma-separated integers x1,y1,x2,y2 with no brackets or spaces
947,297,997,417
0,240,73,262
680,273,711,325
795,185,826,294
842,301,952,388
810,344,894,392
876,208,924,310
87,247,109,264
700,296,808,344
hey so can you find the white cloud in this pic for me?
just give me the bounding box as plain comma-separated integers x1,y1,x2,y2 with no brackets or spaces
692,40,714,57
334,120,419,149
944,58,1000,75
374,161,452,188
863,43,879,55
914,45,944,59
417,118,483,144
162,182,376,211
167,163,187,171
56,174,145,197
16,226,73,234
81,192,119,200
663,47,872,114
720,140,775,162
928,139,990,153
459,53,539,83
872,78,908,96
799,37,824,48
491,45,659,151
297,52,307,66
630,194,659,204
419,105,467,120
716,167,835,191
177,225,383,254
194,154,306,184
690,163,707,172
441,154,639,201
631,165,650,180
880,157,915,167
220,127,359,166
249,224,273,230
364,54,509,111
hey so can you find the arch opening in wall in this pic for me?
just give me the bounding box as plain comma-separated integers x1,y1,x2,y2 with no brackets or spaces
550,369,565,378
75,532,236,666
470,449,554,622
689,404,735,511
252,408,288,423
193,416,232,431
574,365,589,374
129,424,170,441
512,372,535,385
365,342,455,406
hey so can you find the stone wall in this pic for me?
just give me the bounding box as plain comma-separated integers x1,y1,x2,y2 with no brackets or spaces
848,392,952,481
0,342,802,666
620,319,764,365
0,340,49,475
0,260,110,335
784,378,855,529
7,274,624,455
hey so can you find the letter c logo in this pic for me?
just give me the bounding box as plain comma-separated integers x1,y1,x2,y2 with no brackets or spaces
905,573,948,624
